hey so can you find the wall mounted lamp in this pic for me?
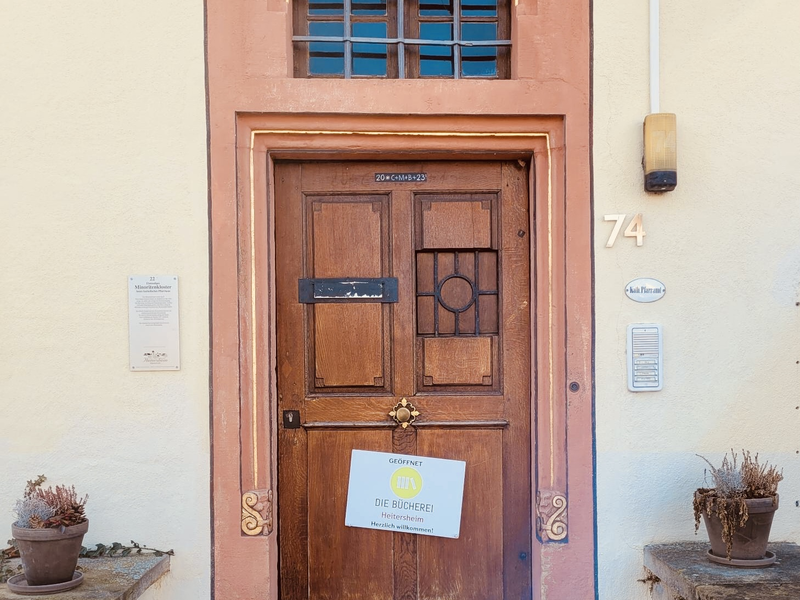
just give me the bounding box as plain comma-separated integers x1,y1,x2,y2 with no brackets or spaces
643,113,677,192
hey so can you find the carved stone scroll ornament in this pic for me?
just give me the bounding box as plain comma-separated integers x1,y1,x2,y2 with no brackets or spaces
536,490,568,542
241,489,273,536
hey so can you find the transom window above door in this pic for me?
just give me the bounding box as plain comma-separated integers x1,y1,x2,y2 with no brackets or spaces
293,0,510,78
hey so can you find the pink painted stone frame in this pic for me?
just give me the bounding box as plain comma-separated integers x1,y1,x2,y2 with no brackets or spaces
206,1,594,597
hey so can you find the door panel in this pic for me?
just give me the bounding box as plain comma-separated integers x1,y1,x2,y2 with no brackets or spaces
306,195,393,394
421,336,493,386
311,199,385,278
276,161,531,600
307,429,394,600
417,429,504,600
418,196,494,249
314,303,384,387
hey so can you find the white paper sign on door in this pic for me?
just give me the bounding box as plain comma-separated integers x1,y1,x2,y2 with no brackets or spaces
344,449,466,539
128,275,180,371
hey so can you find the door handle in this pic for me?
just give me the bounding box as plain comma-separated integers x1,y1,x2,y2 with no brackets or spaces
388,398,419,429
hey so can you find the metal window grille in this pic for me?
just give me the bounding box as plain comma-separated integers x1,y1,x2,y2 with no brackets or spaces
293,0,510,79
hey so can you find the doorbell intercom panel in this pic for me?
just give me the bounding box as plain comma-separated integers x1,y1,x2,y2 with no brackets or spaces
627,323,663,392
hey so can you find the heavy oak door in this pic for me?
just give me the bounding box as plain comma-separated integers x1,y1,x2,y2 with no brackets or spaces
276,161,532,600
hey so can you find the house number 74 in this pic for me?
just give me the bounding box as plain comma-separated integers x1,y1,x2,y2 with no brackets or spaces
604,214,646,247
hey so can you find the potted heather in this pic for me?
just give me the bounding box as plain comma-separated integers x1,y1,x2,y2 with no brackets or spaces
694,451,782,566
10,475,88,591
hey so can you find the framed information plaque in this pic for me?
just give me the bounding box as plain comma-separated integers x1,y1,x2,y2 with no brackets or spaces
128,275,180,370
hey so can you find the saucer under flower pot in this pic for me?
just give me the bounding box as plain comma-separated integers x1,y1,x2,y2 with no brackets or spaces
6,570,84,595
706,549,777,568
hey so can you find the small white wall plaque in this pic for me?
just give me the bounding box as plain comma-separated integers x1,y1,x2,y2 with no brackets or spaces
625,278,666,303
128,275,180,370
345,449,466,539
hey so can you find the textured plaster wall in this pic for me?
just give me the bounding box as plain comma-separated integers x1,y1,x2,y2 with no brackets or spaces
594,1,800,598
0,3,209,599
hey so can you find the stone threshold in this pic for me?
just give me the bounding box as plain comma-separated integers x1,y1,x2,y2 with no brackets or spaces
644,542,800,600
0,554,169,599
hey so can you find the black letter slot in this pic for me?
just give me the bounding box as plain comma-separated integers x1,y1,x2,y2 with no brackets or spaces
298,277,398,303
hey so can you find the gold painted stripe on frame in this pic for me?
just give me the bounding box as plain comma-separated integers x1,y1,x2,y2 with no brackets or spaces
247,128,555,490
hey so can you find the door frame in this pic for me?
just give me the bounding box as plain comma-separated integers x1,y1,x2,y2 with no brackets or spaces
210,113,595,599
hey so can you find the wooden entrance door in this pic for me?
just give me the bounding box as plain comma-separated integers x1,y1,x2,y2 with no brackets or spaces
276,161,532,600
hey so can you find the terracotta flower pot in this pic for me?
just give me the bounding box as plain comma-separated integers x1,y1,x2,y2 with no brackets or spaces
700,495,778,561
11,520,88,585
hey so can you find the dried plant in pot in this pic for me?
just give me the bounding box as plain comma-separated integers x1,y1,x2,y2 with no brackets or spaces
10,475,88,589
693,451,782,566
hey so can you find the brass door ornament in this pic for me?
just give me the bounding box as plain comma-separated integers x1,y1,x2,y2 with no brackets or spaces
389,397,419,428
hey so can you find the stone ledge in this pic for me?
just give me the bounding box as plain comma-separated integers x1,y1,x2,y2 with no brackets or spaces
0,554,169,600
644,542,800,600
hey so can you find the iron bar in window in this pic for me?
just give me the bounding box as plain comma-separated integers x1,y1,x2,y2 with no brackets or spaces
294,0,509,78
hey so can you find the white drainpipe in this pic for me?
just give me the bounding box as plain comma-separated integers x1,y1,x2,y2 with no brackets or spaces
650,0,660,113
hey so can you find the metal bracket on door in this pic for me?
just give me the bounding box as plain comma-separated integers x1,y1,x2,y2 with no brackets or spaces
298,278,398,303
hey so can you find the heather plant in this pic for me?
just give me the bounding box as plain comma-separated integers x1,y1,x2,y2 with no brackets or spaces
12,498,54,529
12,476,88,530
693,451,783,559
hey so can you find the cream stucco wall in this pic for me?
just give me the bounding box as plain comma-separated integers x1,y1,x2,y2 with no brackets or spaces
4,1,800,599
0,3,209,599
594,1,800,598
